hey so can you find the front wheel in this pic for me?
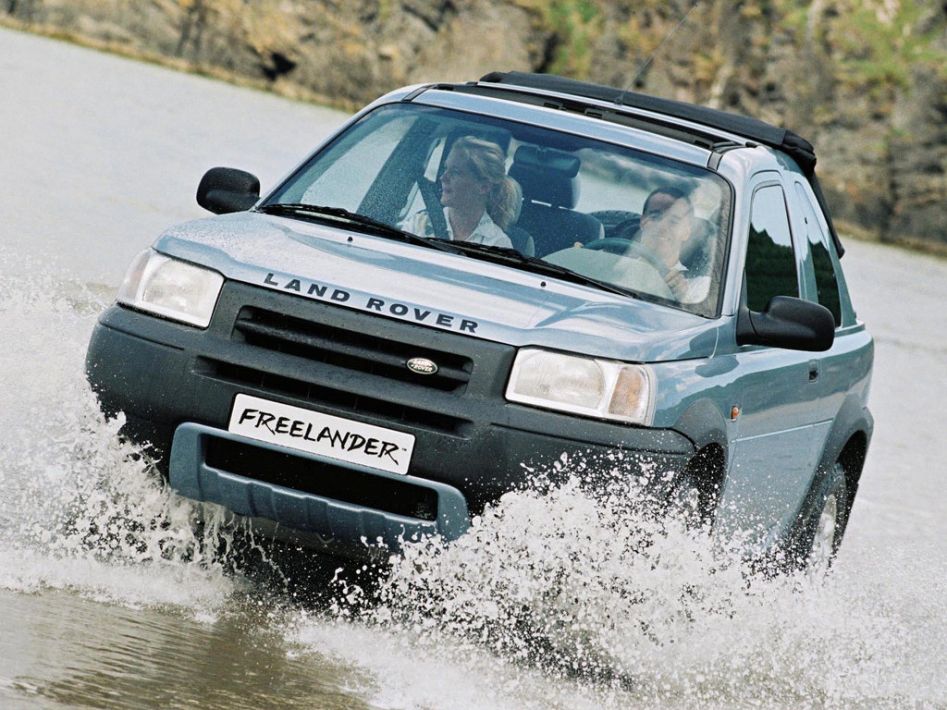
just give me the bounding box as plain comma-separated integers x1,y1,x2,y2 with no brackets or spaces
663,447,724,531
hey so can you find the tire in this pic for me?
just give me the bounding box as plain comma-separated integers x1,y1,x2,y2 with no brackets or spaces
663,447,723,531
794,461,851,572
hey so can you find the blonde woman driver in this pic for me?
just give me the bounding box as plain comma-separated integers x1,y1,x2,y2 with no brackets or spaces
409,136,520,248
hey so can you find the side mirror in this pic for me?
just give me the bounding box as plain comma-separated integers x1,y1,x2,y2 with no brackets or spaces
197,167,260,214
737,295,835,351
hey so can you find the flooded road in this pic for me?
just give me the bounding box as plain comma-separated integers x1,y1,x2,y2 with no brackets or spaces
2,26,946,709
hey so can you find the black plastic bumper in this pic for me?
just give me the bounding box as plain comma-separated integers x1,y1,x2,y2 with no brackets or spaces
86,282,695,535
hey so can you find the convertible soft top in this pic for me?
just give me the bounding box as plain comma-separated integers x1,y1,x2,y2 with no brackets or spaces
477,71,844,257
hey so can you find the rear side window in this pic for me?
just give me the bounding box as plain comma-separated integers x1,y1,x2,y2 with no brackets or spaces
745,185,799,312
794,183,842,326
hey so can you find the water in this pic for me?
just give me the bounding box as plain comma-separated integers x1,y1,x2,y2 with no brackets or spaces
2,25,946,709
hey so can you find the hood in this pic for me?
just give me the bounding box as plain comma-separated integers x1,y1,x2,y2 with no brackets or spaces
154,212,720,362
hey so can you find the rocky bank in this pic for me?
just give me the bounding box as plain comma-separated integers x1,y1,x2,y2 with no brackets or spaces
4,0,945,251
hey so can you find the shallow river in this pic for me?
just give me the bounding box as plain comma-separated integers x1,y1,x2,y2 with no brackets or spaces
1,26,945,709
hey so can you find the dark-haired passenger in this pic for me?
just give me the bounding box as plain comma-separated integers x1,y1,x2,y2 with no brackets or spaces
628,186,710,303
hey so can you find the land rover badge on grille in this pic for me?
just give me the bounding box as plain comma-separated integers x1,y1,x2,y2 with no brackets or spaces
406,357,438,375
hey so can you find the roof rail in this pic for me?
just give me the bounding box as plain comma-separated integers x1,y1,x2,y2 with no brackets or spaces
480,72,811,168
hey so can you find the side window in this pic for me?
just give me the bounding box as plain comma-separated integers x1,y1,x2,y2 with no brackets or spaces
794,183,842,326
745,184,799,312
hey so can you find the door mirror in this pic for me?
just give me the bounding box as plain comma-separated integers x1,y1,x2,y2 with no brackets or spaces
737,295,835,351
197,167,260,214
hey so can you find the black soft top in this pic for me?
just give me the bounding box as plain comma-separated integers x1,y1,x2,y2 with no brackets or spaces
479,71,843,256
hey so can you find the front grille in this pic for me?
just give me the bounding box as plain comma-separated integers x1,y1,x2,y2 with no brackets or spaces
233,307,473,393
205,437,439,521
194,282,516,441
198,358,472,435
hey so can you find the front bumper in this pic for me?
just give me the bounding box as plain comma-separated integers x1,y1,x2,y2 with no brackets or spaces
86,281,696,554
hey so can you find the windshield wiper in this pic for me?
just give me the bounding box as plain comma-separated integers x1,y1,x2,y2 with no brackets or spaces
443,241,641,299
258,204,637,298
257,203,463,254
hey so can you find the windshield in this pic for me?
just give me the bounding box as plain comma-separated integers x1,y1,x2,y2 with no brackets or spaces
267,103,732,316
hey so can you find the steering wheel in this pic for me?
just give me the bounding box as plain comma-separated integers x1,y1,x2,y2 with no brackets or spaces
582,238,675,299
584,238,670,274
589,210,641,240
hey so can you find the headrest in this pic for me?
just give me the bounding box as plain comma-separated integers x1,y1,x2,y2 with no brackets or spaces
512,146,580,176
509,146,581,208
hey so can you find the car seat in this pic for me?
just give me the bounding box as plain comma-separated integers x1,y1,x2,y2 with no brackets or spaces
508,146,603,257
506,223,535,256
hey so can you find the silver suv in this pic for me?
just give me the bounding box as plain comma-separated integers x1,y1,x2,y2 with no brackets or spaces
86,71,873,567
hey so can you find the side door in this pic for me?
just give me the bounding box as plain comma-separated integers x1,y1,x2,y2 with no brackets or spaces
787,178,873,458
715,174,831,546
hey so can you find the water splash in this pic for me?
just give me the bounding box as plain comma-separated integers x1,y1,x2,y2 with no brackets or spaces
304,456,946,709
1,248,944,708
0,255,236,610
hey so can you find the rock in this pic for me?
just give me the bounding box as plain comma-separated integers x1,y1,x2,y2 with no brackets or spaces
887,67,947,248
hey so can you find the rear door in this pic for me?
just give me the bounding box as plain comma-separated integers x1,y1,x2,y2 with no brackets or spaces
788,178,873,451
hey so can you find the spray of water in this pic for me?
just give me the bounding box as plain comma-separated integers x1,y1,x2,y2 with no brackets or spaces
1,248,944,708
296,453,945,709
0,253,238,610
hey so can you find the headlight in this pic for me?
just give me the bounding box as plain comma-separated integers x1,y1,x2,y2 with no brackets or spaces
506,348,655,425
117,249,223,328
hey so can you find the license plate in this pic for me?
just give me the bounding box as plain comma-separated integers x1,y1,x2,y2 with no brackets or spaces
227,394,415,475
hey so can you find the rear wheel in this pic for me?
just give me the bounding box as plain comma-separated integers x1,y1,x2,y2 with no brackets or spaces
798,462,851,572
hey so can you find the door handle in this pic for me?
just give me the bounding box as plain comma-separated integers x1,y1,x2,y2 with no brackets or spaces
808,360,820,382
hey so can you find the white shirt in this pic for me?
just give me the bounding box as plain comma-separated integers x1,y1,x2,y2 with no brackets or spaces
406,209,512,249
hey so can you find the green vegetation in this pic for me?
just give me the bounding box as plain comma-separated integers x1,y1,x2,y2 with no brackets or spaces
515,0,602,78
778,0,947,93
522,0,945,93
837,3,945,87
